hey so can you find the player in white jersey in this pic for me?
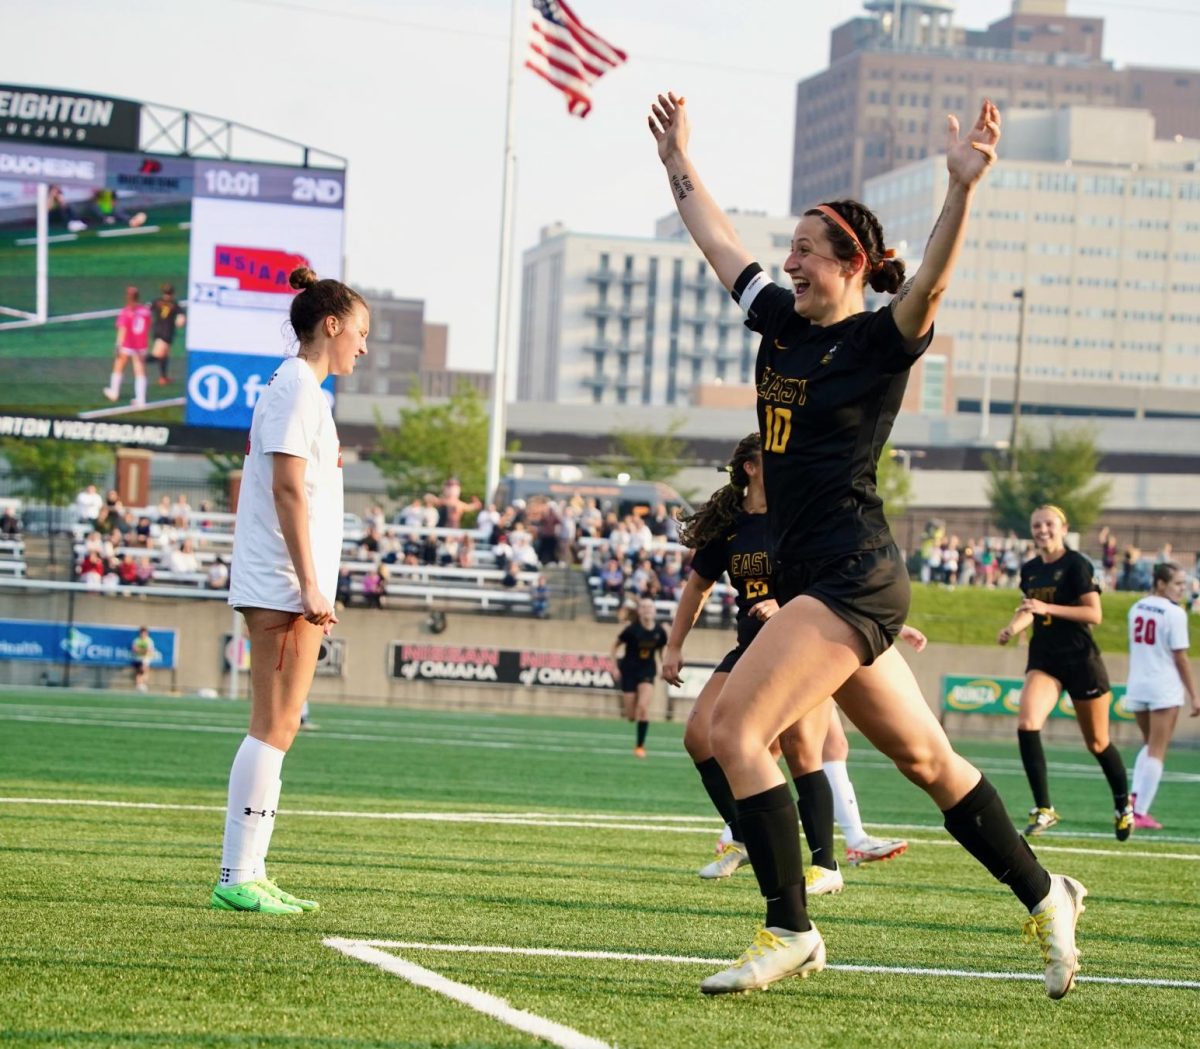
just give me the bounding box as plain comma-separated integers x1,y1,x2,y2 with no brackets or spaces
211,266,368,915
1124,562,1198,829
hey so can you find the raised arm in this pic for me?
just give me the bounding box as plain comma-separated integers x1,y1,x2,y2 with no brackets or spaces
891,99,1001,340
648,92,752,292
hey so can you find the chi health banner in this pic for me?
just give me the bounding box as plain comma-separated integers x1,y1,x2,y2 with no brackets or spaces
942,674,1134,722
0,619,177,668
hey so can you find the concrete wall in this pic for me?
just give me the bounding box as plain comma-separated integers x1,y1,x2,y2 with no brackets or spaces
3,591,1196,746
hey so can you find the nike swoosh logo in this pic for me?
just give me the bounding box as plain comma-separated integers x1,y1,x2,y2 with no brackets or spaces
773,339,787,350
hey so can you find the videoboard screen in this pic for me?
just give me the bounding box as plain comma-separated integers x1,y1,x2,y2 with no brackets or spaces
0,92,344,446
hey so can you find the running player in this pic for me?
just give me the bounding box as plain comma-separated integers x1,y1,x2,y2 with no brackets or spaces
212,266,367,915
1124,561,1198,829
150,283,186,386
613,596,667,757
650,91,1085,999
998,505,1132,840
662,433,907,885
130,626,156,693
103,287,152,407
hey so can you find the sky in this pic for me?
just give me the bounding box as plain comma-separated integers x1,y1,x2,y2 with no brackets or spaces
6,0,1200,377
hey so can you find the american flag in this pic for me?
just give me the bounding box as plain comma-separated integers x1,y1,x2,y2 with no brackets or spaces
525,0,627,118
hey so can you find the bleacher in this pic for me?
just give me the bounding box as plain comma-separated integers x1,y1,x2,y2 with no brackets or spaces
60,505,543,614
578,534,734,626
0,498,27,577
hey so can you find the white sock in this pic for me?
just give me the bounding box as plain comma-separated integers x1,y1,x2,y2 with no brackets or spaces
1131,746,1147,800
1133,754,1164,815
108,372,120,393
252,778,283,881
134,375,147,403
717,823,733,847
300,701,310,722
219,735,285,885
824,759,866,846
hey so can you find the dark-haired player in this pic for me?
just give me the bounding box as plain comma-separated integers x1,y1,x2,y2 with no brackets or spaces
650,90,1085,999
999,505,1132,840
613,597,667,757
214,266,367,915
664,432,907,885
150,283,186,386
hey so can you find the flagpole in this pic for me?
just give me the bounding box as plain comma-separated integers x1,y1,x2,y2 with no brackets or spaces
485,0,523,505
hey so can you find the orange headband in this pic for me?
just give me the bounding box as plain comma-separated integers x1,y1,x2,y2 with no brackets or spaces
812,205,896,272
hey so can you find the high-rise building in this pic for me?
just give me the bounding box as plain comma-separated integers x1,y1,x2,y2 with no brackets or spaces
518,213,798,407
864,106,1200,420
792,0,1200,210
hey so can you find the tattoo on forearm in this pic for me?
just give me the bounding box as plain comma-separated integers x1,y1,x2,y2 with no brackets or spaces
671,172,695,202
889,277,916,311
926,200,950,245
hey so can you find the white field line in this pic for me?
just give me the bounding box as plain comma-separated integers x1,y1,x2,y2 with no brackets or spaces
5,704,1197,786
96,226,161,238
14,233,78,245
324,939,612,1049
77,396,185,420
334,939,1200,992
1,797,1198,858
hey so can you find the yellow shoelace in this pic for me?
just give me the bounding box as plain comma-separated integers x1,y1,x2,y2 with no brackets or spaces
735,928,788,966
804,866,831,888
1021,908,1053,961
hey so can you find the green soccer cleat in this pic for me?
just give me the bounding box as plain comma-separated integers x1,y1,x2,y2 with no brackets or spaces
257,877,320,911
210,880,303,914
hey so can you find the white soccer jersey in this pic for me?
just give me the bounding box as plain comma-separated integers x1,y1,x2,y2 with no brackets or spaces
229,357,343,613
1125,595,1190,709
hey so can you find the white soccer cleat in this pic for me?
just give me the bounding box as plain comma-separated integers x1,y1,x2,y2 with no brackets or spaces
846,835,908,865
700,925,826,995
715,823,734,855
1023,874,1088,999
102,387,118,402
698,841,750,880
804,865,844,896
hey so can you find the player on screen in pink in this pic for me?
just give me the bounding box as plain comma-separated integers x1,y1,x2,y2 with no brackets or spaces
103,286,153,408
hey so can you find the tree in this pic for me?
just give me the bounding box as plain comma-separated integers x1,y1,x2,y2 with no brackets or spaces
877,443,914,518
1,438,112,506
204,451,243,510
986,427,1110,535
1,438,113,561
588,416,693,486
372,381,494,503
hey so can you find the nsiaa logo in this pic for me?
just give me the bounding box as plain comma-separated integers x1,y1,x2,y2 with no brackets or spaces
60,628,92,662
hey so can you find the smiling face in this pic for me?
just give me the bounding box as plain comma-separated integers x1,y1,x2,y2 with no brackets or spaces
1029,508,1067,553
783,214,865,322
325,302,370,376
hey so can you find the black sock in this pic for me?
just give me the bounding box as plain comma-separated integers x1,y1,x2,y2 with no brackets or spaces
160,356,170,380
636,720,648,747
734,783,809,932
1093,743,1128,809
942,776,1051,911
1017,729,1052,809
793,771,836,871
695,758,740,841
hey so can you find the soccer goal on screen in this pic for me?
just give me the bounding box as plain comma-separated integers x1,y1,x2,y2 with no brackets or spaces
0,180,48,328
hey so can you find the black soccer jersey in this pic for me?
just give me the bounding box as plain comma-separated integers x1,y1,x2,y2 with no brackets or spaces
151,298,184,343
690,510,772,648
731,264,931,564
617,622,667,675
1020,549,1101,661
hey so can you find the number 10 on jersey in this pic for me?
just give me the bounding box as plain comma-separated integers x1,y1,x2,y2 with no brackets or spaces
764,405,792,453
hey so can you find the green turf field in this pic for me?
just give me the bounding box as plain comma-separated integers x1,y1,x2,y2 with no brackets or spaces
1,689,1197,1048
0,203,190,420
